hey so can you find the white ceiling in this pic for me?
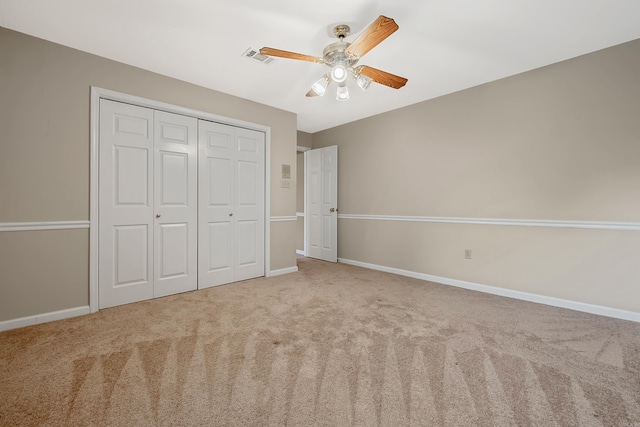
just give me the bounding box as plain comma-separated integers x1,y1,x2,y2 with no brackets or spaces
1,0,640,133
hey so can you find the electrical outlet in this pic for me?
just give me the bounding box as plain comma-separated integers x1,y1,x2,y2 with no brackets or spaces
465,249,472,259
281,180,290,188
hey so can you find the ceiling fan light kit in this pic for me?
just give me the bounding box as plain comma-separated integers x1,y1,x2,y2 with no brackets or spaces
260,15,408,101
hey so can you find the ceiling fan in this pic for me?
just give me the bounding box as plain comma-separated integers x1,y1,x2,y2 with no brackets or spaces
260,15,408,101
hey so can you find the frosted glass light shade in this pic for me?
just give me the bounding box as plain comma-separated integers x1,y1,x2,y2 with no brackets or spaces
336,85,350,101
310,75,329,96
355,74,372,91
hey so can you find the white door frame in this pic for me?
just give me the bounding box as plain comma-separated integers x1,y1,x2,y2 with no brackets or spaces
89,86,272,313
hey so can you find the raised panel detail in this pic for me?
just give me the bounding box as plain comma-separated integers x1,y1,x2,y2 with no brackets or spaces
237,136,257,153
209,157,231,206
114,225,148,286
209,131,231,149
237,161,257,206
309,214,320,248
322,149,334,167
310,172,321,207
115,146,148,206
159,223,188,279
208,222,231,271
237,220,257,266
114,114,149,137
160,122,188,144
322,216,332,250
160,152,188,206
322,171,333,204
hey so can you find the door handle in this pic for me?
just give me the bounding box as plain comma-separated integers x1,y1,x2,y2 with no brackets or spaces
229,213,233,217
156,214,161,218
330,208,335,213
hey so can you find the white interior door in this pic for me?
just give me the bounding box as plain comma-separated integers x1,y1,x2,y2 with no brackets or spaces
198,121,265,288
99,100,154,308
153,111,198,298
306,145,338,262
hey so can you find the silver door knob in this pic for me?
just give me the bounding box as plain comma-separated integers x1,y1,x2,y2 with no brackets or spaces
156,214,161,218
229,213,233,217
330,208,335,213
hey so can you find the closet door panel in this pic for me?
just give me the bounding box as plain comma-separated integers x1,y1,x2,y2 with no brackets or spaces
199,121,235,288
99,100,154,308
234,128,265,282
199,122,265,286
153,111,198,298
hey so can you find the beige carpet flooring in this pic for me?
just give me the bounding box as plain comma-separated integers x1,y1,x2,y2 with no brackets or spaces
1,257,640,426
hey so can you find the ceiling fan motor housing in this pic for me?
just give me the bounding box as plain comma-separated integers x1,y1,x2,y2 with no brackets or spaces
323,41,359,68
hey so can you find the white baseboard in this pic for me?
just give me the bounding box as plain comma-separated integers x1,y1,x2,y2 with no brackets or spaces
296,250,305,256
269,266,299,277
338,258,640,323
0,306,91,332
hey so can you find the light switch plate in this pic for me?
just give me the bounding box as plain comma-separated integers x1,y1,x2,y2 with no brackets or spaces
281,164,291,179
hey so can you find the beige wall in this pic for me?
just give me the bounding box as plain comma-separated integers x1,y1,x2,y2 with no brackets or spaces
313,39,640,313
0,230,89,320
0,27,297,321
297,131,313,149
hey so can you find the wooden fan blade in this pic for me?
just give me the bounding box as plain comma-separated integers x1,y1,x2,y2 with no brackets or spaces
356,66,408,89
260,47,323,63
345,16,399,58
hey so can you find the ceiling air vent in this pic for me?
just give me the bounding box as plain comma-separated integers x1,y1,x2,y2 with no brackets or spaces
242,47,274,65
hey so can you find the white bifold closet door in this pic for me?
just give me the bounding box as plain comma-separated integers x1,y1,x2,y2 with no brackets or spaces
99,99,197,309
198,120,265,288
